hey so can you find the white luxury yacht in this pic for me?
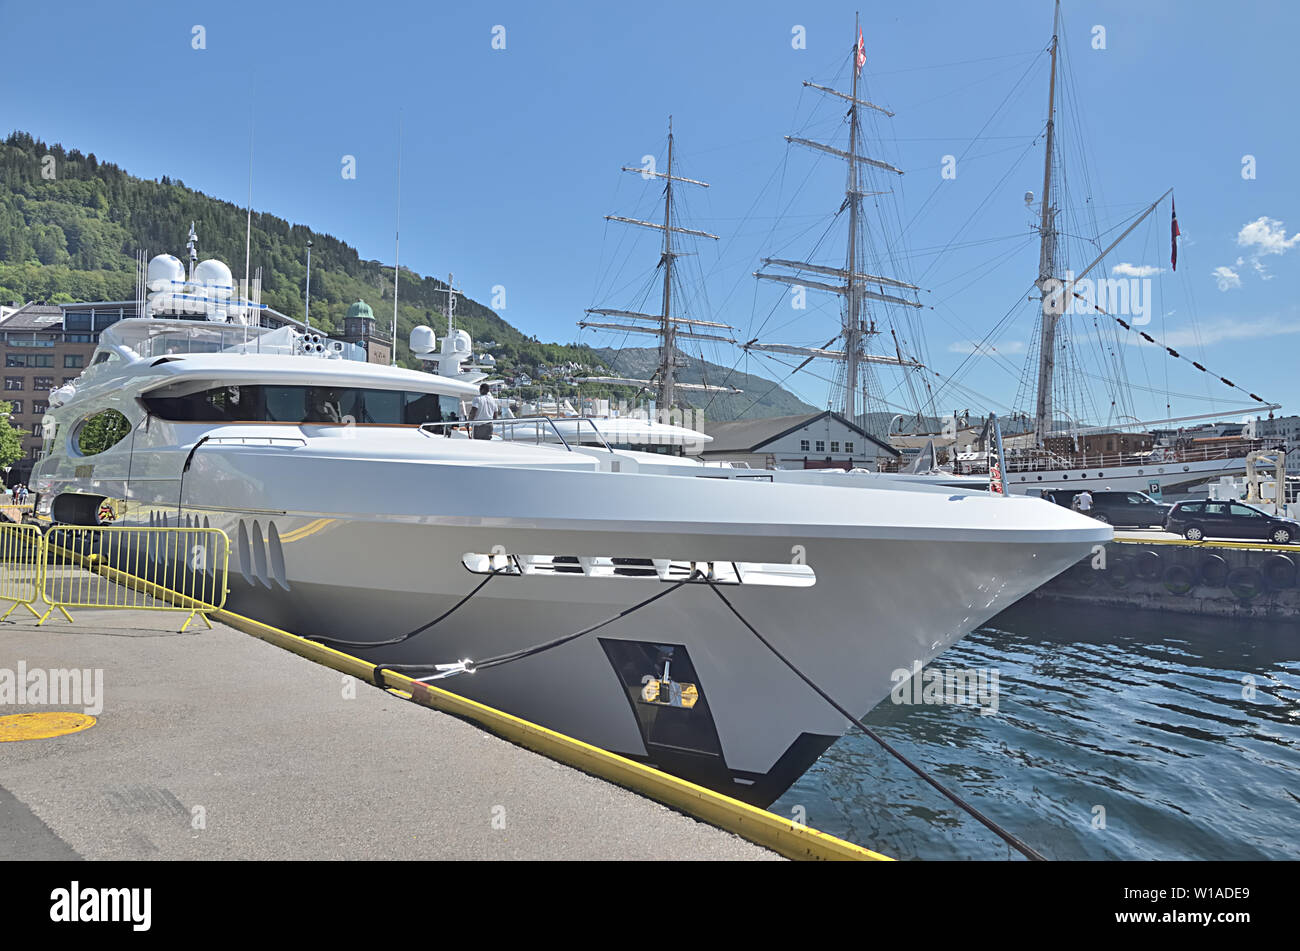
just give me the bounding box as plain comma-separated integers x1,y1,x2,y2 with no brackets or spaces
32,313,1110,805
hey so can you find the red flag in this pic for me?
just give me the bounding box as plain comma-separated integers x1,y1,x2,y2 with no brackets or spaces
1171,199,1181,271
855,27,866,73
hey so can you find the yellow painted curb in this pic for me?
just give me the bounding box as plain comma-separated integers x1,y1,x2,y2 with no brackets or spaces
1114,535,1300,553
0,711,96,742
55,541,891,861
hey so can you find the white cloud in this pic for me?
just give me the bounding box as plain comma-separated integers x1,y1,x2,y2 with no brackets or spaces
948,340,1025,356
1235,217,1298,280
1111,262,1163,278
1237,216,1300,256
1212,266,1242,291
1127,316,1299,348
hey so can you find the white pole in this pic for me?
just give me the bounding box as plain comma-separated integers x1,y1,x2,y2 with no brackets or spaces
245,118,253,337
304,240,312,328
392,115,402,366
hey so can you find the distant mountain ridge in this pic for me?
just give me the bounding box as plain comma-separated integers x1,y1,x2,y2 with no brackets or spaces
595,347,819,421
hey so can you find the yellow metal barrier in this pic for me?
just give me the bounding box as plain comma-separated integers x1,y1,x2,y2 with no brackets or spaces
0,522,46,621
39,525,230,630
9,521,883,860
0,502,36,525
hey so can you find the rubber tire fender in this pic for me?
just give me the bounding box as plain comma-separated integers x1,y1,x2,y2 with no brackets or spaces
1199,553,1229,588
1226,567,1266,601
1134,549,1162,581
1260,554,1296,590
1163,563,1194,595
1105,556,1133,589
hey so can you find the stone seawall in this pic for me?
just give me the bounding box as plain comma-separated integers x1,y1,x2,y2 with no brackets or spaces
1033,540,1300,620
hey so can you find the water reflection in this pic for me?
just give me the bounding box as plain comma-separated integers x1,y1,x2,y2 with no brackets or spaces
774,602,1300,860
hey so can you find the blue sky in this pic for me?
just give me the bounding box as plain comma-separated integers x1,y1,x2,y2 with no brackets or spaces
2,0,1295,424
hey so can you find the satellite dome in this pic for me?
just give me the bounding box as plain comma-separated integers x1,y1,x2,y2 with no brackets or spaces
480,353,497,366
409,325,436,354
193,258,233,293
443,328,472,355
147,254,185,292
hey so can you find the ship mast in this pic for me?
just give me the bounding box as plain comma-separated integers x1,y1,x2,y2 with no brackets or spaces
844,11,862,423
579,118,741,408
744,15,923,428
1032,0,1062,446
660,120,679,409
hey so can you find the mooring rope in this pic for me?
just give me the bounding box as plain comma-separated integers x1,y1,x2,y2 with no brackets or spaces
354,567,1047,860
704,580,1048,862
307,569,504,649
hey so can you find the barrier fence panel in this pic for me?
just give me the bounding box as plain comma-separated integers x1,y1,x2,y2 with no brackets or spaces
0,523,46,620
39,525,231,630
1,502,36,524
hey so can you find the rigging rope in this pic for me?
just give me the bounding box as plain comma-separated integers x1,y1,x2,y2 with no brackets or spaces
1072,297,1270,407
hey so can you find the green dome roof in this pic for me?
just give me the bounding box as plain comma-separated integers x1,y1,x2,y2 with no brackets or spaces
346,300,374,321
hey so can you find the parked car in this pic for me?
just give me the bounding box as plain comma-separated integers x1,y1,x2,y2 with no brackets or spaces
1164,500,1299,544
1044,490,1172,528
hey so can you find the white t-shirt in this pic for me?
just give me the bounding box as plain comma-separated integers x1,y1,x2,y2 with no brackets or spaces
471,393,499,422
1077,492,1093,511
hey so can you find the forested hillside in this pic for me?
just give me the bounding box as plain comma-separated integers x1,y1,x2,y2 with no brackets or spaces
0,131,597,375
0,130,816,420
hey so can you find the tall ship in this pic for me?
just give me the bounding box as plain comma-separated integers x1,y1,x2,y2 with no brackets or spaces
30,228,1109,805
730,5,1278,499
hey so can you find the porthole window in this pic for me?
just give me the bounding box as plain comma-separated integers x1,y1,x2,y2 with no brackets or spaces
74,409,132,456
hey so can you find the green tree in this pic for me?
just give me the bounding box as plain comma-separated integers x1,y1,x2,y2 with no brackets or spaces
0,400,25,469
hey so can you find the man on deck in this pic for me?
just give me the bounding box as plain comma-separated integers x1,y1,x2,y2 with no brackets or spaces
469,383,499,440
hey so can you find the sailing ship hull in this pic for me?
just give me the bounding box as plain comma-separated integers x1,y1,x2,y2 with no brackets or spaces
1004,455,1251,499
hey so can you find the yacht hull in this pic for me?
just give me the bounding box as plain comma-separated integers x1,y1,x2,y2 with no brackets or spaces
112,488,1099,805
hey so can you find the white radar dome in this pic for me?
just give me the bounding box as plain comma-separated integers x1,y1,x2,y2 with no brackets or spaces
147,254,185,292
409,325,437,354
443,328,472,355
193,258,233,292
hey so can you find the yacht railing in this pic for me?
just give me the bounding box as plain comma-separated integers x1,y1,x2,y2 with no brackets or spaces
418,416,614,453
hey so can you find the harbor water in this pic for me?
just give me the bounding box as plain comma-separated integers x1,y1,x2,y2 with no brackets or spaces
774,602,1300,860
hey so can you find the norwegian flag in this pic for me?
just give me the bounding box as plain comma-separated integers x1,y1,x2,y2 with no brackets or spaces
1171,199,1181,271
855,27,866,74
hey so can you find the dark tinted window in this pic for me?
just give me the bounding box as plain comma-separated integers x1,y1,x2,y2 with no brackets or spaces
76,409,132,456
1178,502,1204,514
143,384,462,425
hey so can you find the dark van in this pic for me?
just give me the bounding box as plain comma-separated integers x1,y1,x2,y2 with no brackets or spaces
1044,490,1172,528
1164,500,1298,544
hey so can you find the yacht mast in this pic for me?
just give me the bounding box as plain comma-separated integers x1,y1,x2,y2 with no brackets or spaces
1032,0,1062,446
579,119,741,405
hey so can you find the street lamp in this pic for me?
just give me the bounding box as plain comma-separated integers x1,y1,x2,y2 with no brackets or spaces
304,239,313,328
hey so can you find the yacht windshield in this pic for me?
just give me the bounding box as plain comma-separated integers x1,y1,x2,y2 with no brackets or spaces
142,384,462,425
